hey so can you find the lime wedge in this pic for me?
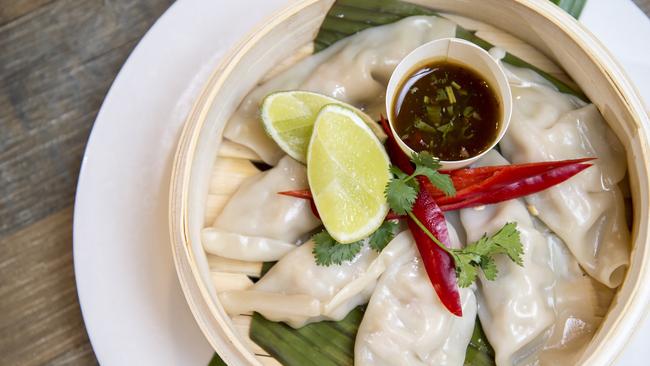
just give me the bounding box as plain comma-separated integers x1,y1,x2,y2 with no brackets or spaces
260,91,386,163
307,104,390,244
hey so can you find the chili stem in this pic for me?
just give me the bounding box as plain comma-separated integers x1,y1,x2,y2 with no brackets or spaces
404,172,417,183
406,211,452,256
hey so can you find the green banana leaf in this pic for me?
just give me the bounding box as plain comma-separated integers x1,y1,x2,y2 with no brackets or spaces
250,306,364,366
550,0,587,18
250,306,495,366
251,261,492,366
208,353,228,366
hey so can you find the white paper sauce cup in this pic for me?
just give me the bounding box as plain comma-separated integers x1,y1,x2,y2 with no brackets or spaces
386,38,513,170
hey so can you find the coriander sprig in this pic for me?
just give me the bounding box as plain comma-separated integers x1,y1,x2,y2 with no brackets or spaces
368,221,399,252
451,222,523,287
312,221,398,266
384,151,524,287
384,151,455,215
312,232,364,266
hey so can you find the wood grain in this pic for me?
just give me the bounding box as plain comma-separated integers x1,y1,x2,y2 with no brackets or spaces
0,0,54,26
0,208,96,365
634,0,650,15
0,1,648,366
0,0,171,237
0,0,173,365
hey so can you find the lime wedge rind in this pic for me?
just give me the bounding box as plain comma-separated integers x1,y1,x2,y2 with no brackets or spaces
307,104,390,244
260,91,320,163
260,90,387,164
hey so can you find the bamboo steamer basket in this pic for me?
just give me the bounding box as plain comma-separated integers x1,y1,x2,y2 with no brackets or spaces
169,0,650,365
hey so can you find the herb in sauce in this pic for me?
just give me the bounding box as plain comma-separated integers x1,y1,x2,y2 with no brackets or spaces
393,61,501,161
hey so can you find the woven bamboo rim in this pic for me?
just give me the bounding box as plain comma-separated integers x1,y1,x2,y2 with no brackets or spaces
169,1,650,365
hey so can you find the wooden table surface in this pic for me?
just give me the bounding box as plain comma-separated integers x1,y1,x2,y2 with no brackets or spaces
0,1,648,365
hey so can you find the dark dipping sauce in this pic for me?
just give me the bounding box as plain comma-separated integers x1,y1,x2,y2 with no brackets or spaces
393,61,501,161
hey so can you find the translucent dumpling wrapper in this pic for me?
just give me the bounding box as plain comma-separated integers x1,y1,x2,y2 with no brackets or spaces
536,223,614,365
460,151,611,366
218,230,413,328
202,156,320,261
498,63,630,288
201,229,297,262
355,226,477,366
224,15,457,164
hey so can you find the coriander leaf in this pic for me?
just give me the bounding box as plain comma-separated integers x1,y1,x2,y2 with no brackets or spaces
389,165,408,179
369,221,398,252
412,165,436,179
409,152,455,197
426,105,441,125
451,222,523,287
463,235,494,257
410,151,441,170
490,222,523,266
414,118,437,133
480,256,498,281
423,170,455,197
405,176,420,190
385,178,417,215
435,88,448,101
436,122,454,140
312,231,363,266
455,253,478,288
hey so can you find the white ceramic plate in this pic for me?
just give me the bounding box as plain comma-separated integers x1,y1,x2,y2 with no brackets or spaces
73,0,650,365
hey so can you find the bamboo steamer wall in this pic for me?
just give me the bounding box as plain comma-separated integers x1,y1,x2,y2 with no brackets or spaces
169,0,650,365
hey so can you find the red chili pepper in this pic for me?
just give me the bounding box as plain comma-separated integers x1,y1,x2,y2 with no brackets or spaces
381,114,494,199
279,190,320,218
438,162,592,211
281,158,592,211
279,190,313,200
436,158,594,206
380,115,414,174
385,211,402,221
309,200,320,219
280,159,592,316
408,176,462,316
380,117,461,315
378,113,594,206
438,158,594,177
281,116,594,317
431,158,593,199
281,158,590,214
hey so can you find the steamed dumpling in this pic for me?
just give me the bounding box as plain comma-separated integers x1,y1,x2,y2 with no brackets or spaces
355,226,477,366
224,15,457,164
499,63,630,288
461,151,556,366
202,155,320,261
461,151,609,366
536,223,613,365
218,230,413,328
